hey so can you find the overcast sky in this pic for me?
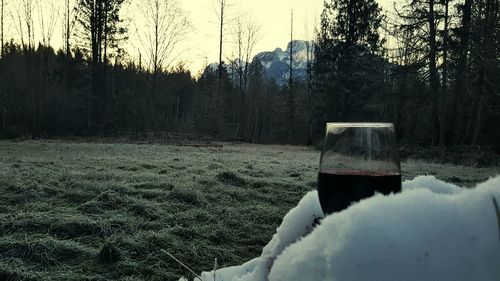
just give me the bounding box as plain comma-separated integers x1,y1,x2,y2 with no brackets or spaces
2,0,396,74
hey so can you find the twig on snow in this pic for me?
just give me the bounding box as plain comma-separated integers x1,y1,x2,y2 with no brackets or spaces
161,249,203,281
493,197,500,243
213,258,218,281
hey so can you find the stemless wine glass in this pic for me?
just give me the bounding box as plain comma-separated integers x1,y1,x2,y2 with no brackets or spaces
318,123,401,215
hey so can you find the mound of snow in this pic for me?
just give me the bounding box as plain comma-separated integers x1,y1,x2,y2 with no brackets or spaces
191,176,500,281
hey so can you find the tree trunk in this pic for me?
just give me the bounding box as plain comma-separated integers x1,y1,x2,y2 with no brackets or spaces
176,95,180,122
65,0,70,56
87,86,92,134
1,0,4,57
428,0,440,146
0,0,4,129
89,1,99,134
2,98,5,130
289,10,294,90
288,10,295,142
439,0,450,146
1,77,5,130
305,46,313,145
471,76,485,146
63,0,71,98
464,66,485,145
448,0,472,145
214,0,225,137
347,0,355,46
218,0,224,83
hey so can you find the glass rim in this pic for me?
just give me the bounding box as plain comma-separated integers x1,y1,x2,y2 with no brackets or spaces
326,122,394,128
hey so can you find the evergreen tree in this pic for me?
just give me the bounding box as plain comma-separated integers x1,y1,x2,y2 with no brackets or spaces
313,0,384,137
321,0,382,52
76,0,127,133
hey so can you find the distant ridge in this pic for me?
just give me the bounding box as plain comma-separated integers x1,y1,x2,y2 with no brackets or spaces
205,40,312,87
254,40,311,86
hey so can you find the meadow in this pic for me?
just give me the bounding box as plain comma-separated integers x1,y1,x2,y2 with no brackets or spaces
0,140,498,281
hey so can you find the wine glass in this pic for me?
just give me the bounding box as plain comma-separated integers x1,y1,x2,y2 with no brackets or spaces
318,123,401,215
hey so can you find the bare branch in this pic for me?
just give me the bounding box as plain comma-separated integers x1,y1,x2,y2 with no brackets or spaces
135,0,192,73
37,0,60,47
230,11,262,95
493,197,500,243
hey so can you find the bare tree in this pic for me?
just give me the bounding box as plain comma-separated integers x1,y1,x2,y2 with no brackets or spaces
1,0,5,57
214,0,233,83
210,0,231,136
0,0,4,130
12,0,35,52
37,1,59,47
303,14,317,145
61,0,77,100
231,12,262,140
23,0,35,51
134,0,191,130
289,9,294,89
63,0,77,56
231,13,261,97
288,9,295,141
136,0,191,75
0,0,5,130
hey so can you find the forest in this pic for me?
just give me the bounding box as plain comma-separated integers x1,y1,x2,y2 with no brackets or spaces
0,0,498,148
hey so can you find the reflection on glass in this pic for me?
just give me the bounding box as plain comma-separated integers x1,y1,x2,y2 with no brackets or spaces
318,123,402,215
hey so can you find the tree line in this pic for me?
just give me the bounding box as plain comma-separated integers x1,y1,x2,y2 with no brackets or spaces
312,0,499,147
0,0,498,147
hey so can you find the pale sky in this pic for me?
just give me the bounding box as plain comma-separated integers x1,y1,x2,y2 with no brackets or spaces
176,0,325,75
2,0,396,75
173,0,394,74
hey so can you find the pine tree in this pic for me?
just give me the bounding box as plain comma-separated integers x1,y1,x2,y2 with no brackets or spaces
321,0,382,52
313,0,384,134
76,0,127,133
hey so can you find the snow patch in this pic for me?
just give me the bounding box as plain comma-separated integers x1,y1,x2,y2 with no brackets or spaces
188,175,500,281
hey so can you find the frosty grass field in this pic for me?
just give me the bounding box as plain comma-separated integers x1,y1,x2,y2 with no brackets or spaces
0,140,498,281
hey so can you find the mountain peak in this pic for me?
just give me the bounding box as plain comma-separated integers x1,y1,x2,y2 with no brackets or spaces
286,40,310,53
203,40,312,87
255,40,312,86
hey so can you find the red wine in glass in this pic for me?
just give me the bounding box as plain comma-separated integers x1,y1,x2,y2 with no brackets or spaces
318,123,401,215
318,170,401,214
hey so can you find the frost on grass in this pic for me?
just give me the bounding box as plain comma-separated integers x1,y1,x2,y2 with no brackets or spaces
1,141,497,280
216,171,247,187
197,191,323,281
194,176,500,281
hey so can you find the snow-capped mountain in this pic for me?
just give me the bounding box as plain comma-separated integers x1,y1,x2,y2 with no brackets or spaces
204,40,313,87
254,40,312,86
